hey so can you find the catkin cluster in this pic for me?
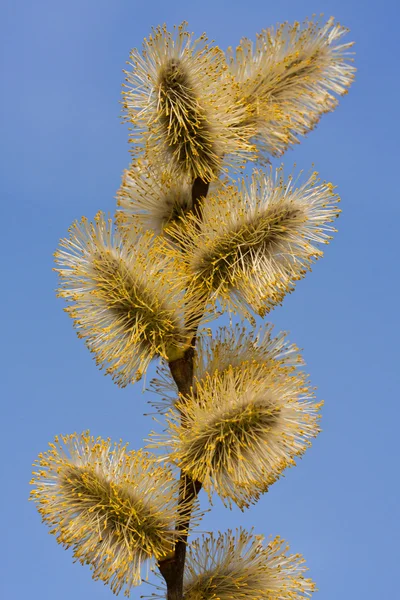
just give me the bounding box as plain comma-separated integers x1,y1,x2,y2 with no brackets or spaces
31,16,354,598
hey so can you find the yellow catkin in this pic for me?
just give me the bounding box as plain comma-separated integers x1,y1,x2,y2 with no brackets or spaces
149,324,322,508
54,213,195,386
116,159,193,238
150,323,303,413
182,529,315,600
227,16,355,160
30,432,199,596
163,167,340,320
123,22,255,181
115,159,226,239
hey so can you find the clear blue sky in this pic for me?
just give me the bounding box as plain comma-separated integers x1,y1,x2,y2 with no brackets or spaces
1,0,399,598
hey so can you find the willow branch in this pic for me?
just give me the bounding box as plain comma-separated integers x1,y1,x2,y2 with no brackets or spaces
158,177,209,600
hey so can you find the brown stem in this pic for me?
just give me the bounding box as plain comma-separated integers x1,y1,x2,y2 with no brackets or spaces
158,178,209,600
159,472,202,600
159,345,203,598
191,177,209,221
168,345,195,398
158,346,202,600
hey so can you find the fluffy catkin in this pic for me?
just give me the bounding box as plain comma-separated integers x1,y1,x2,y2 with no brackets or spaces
163,167,340,319
227,16,355,160
123,23,255,181
150,329,321,508
30,432,197,595
182,529,315,600
55,213,193,386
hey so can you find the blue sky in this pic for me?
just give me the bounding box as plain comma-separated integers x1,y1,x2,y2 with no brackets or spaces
1,0,399,598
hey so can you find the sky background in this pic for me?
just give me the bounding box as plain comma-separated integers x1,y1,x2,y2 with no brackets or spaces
1,0,399,598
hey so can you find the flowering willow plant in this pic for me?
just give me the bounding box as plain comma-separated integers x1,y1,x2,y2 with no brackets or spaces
31,17,354,600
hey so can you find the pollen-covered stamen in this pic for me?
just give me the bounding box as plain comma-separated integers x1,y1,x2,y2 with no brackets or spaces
60,465,172,550
30,433,199,596
181,529,316,600
150,323,302,415
250,51,322,102
194,206,303,291
158,57,219,180
227,17,355,159
123,23,255,181
185,395,281,472
150,360,321,508
91,250,181,350
116,160,194,237
165,194,193,224
55,214,192,386
162,167,340,318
